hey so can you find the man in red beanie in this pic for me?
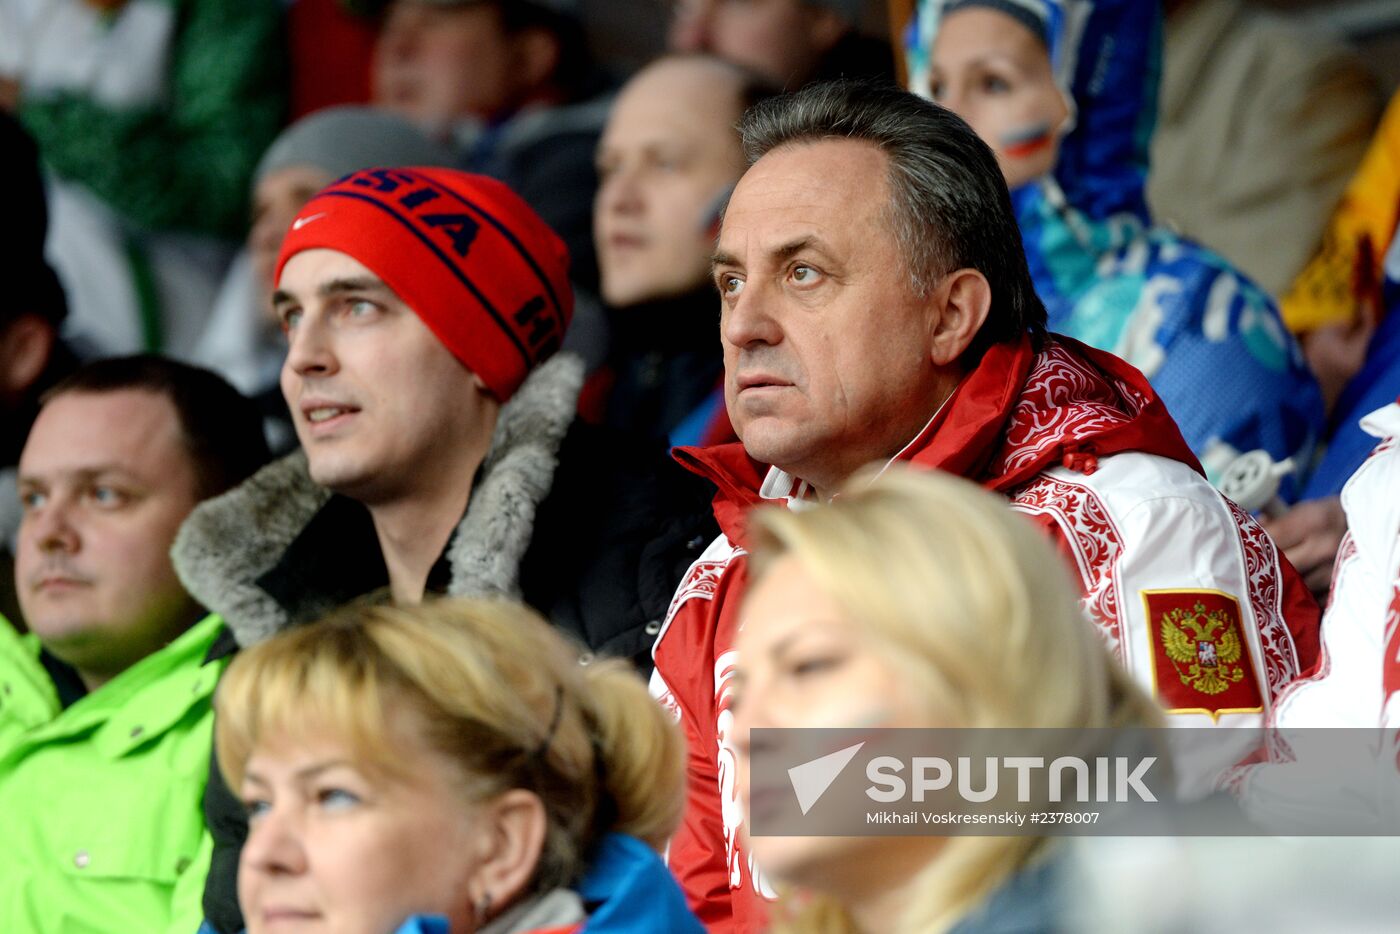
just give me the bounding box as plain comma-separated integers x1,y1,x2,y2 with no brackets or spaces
171,167,717,934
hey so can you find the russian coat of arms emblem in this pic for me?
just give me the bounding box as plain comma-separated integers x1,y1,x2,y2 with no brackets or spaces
1159,601,1247,696
1142,590,1263,719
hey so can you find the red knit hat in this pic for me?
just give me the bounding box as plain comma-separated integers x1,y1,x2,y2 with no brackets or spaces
275,167,573,400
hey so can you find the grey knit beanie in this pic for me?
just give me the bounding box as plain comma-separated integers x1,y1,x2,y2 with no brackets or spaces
254,105,457,186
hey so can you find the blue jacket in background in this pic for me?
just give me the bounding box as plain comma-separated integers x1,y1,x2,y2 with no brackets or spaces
576,833,703,933
1303,229,1400,499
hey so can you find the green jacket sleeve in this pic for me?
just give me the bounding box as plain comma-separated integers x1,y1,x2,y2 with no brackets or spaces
19,0,286,238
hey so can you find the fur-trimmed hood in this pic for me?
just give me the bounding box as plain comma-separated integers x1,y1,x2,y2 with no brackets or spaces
171,354,585,648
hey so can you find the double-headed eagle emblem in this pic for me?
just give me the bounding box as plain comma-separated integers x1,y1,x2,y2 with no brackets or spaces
1159,601,1246,696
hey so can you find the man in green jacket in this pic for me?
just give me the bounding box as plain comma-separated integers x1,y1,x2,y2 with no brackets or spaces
0,355,268,933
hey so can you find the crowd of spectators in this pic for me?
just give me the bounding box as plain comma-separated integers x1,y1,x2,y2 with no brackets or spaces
2,0,1398,931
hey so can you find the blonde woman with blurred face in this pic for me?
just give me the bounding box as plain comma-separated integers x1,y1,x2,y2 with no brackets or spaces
215,599,701,934
732,467,1158,934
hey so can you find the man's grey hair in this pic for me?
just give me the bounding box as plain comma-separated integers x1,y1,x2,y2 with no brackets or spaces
738,80,1047,362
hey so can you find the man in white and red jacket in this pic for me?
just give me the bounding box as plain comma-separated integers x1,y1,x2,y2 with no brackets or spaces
650,81,1323,931
1274,400,1400,729
1232,401,1400,833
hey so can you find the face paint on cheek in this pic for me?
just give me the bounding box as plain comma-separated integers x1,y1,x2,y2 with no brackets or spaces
1000,121,1055,159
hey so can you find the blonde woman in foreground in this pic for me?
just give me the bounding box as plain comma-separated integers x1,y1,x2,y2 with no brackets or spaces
733,467,1160,934
213,599,702,934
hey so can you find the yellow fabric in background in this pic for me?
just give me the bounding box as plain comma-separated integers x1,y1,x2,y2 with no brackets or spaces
1283,92,1400,333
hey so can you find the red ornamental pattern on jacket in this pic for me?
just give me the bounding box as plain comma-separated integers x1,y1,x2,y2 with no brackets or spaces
1221,496,1305,706
994,342,1150,479
649,537,772,930
1377,435,1400,730
1010,475,1125,656
1383,526,1400,731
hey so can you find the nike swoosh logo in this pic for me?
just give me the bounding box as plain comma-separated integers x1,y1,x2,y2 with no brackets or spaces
291,212,327,231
